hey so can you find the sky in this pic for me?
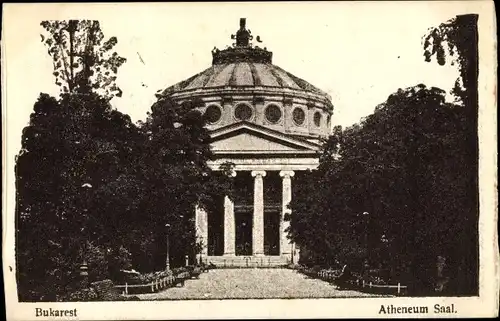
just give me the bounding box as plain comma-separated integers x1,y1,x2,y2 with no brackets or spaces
4,2,478,130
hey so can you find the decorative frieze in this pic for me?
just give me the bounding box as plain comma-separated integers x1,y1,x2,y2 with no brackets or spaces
221,96,233,105
253,96,265,104
283,97,293,105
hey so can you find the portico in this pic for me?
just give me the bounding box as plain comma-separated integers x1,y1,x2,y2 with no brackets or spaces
196,169,302,264
194,122,321,265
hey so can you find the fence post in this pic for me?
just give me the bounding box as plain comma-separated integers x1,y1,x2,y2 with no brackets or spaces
224,259,226,268
362,279,365,287
151,283,154,293
397,283,401,294
125,282,128,295
369,282,372,288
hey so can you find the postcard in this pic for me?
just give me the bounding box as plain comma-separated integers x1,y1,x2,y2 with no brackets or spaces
2,1,498,319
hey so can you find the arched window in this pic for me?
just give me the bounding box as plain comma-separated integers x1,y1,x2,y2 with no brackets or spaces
292,108,305,126
205,105,222,124
313,112,322,127
234,104,253,121
265,104,282,124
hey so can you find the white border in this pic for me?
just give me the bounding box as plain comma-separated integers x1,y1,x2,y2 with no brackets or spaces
2,1,498,320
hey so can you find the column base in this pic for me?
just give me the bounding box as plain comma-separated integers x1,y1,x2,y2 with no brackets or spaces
281,244,293,257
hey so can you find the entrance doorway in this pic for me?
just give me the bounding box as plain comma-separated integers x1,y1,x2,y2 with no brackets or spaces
264,209,280,255
235,211,253,256
207,196,224,256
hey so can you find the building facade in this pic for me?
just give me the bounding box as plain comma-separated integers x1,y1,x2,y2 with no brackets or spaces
157,19,333,266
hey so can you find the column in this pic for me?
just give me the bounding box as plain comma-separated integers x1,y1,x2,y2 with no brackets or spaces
195,206,208,259
251,170,266,256
280,170,295,258
224,170,237,256
224,195,235,256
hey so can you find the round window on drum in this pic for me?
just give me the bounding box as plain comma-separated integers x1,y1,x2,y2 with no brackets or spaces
292,108,305,126
265,104,282,124
234,104,253,121
314,112,322,127
205,105,222,124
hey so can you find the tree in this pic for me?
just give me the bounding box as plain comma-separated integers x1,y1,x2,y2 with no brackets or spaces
288,84,477,295
132,97,233,270
15,92,139,301
16,20,133,301
423,14,479,107
422,14,479,294
40,20,127,99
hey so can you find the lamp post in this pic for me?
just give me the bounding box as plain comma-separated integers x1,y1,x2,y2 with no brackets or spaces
381,233,390,279
165,223,171,271
79,182,93,288
78,149,117,288
362,211,370,280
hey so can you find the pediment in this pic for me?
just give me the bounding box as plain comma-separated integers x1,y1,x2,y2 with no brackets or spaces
210,122,320,154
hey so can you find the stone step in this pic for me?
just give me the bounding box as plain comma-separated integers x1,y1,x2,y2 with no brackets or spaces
203,255,290,268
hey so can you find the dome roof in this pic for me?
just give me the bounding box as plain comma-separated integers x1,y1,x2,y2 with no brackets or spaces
157,18,332,109
159,61,330,99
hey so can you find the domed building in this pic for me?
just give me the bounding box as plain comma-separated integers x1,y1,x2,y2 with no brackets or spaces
157,18,334,266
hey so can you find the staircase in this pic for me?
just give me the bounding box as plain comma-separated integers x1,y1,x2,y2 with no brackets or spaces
203,255,290,268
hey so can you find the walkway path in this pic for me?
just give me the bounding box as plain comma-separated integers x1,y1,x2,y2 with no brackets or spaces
136,268,388,300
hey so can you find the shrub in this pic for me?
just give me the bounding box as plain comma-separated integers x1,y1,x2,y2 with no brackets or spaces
58,288,99,302
85,242,108,282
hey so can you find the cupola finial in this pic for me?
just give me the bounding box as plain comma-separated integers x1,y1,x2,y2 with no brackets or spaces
214,18,272,64
230,18,253,47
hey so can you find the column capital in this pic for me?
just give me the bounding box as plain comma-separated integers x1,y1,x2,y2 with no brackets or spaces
251,170,267,177
279,170,295,178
